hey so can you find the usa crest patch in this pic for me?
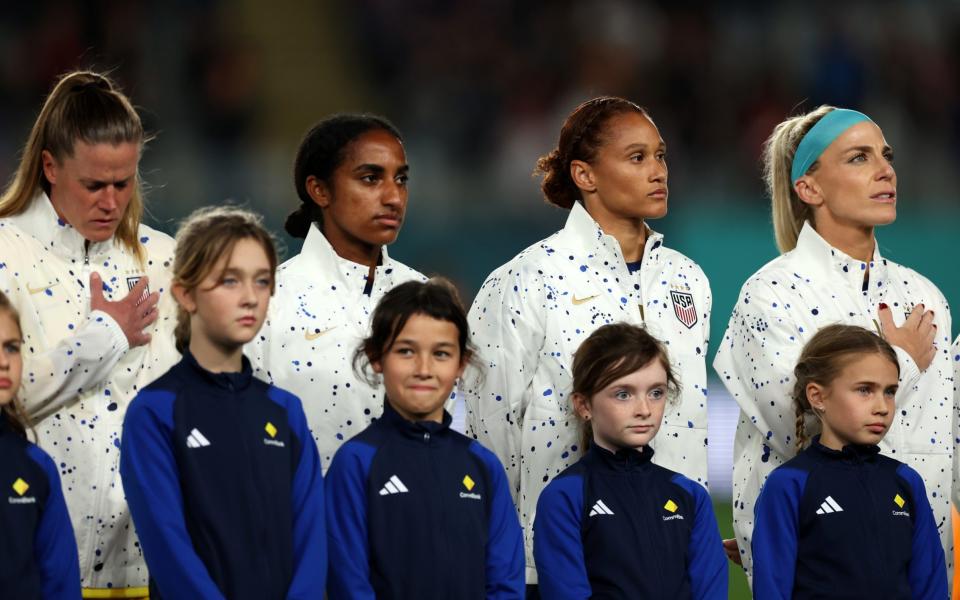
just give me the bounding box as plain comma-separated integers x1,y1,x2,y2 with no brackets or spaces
670,290,697,329
126,276,150,303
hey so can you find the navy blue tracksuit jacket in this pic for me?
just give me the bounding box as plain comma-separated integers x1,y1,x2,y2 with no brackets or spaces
119,352,326,599
0,417,80,599
324,400,524,599
533,444,727,599
752,437,947,599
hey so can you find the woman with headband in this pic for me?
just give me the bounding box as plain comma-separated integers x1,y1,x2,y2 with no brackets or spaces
714,106,954,580
464,97,711,592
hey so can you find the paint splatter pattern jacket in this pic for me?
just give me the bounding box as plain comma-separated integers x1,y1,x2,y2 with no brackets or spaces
464,201,712,581
0,194,179,590
714,221,954,577
248,223,425,471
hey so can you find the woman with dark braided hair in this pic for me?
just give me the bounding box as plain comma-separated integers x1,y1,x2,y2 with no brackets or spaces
247,114,425,472
462,97,712,593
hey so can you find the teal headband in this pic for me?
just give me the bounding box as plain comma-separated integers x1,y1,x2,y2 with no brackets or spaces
790,109,873,182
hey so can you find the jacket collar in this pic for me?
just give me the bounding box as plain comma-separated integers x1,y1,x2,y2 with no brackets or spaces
561,201,664,268
379,397,452,441
8,193,115,263
808,435,880,463
793,221,888,293
181,349,254,392
585,442,655,472
297,223,401,294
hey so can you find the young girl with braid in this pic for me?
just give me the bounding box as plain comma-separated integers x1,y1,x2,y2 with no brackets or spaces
752,324,946,599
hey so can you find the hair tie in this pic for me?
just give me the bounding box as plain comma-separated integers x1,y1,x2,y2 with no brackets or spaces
790,109,872,183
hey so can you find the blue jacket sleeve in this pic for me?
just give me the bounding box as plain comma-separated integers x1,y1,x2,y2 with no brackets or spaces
273,388,327,599
751,467,806,600
671,475,727,600
470,443,524,599
532,474,590,600
27,445,81,599
119,391,225,599
325,440,376,600
897,464,948,600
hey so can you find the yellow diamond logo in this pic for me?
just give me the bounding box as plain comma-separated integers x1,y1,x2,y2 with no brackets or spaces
12,478,29,496
463,475,475,491
265,422,277,438
894,494,905,508
664,499,678,513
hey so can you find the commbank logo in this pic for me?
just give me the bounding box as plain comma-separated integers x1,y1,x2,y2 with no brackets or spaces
263,421,285,447
9,477,35,504
460,475,481,500
816,496,843,515
186,428,211,448
379,475,409,496
662,499,684,521
589,499,614,517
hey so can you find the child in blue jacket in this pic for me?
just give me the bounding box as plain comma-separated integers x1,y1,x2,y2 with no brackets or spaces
324,278,524,599
533,323,726,599
0,291,80,599
120,207,325,599
752,324,947,599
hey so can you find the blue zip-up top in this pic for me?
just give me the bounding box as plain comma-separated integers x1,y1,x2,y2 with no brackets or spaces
119,352,326,600
533,444,726,599
0,417,80,599
324,399,524,599
752,436,947,599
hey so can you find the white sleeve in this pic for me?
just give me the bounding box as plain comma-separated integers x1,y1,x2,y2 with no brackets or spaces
463,266,545,501
19,306,129,421
713,279,806,459
950,335,959,509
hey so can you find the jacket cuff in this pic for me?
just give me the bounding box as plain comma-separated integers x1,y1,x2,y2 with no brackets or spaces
88,309,131,355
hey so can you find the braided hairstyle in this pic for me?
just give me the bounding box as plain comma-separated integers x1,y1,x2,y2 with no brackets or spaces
535,97,650,209
792,324,899,450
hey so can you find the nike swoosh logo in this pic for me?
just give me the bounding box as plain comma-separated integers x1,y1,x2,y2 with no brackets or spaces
305,326,338,341
572,294,599,306
27,282,59,295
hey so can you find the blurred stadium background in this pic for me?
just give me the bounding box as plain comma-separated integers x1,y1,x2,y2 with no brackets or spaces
2,2,959,597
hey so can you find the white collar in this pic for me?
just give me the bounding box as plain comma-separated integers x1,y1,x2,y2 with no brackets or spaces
793,221,888,291
295,222,399,288
562,201,664,266
8,192,115,263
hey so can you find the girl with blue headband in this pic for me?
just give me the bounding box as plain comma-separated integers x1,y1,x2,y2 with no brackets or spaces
714,106,954,582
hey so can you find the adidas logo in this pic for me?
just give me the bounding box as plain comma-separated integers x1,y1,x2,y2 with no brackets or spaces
186,428,211,448
378,475,409,496
816,496,843,515
589,499,614,517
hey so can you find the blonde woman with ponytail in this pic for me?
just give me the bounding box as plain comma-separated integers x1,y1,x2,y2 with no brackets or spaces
464,97,712,589
714,106,954,581
0,70,179,596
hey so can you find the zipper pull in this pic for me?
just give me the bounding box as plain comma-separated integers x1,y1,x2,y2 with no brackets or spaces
423,432,430,442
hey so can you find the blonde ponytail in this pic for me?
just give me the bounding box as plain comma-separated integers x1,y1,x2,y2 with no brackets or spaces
762,105,835,253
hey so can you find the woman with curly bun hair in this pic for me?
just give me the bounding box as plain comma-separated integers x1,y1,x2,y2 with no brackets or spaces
463,97,712,591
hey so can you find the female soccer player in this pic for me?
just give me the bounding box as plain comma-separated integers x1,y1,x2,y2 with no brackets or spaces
120,207,325,599
325,279,524,599
248,114,425,471
0,70,177,596
752,324,946,599
534,323,725,599
714,106,954,577
464,97,711,587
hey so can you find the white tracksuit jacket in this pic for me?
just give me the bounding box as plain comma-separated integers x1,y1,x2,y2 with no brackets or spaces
0,194,179,590
714,221,954,579
247,223,425,471
464,202,711,582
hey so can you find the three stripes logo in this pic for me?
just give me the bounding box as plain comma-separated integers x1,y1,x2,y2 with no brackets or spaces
589,499,614,517
379,475,409,496
816,496,843,515
186,428,211,448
